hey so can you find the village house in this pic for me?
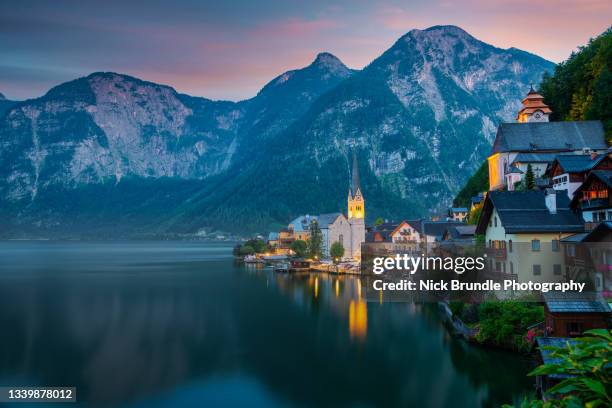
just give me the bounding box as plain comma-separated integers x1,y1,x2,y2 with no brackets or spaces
421,220,465,244
364,220,423,253
288,214,317,241
487,88,608,191
449,207,468,222
476,190,584,282
569,170,612,229
547,153,612,199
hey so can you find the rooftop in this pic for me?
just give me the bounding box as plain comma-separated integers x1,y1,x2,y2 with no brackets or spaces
491,121,606,154
543,291,612,314
551,153,607,174
476,190,584,234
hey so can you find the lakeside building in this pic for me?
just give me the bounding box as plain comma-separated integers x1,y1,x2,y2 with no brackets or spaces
487,88,607,191
476,190,584,282
542,292,612,337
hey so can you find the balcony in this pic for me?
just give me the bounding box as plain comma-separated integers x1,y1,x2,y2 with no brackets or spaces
580,198,609,210
485,247,507,260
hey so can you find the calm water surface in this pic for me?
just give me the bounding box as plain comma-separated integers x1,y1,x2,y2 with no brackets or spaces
0,242,533,407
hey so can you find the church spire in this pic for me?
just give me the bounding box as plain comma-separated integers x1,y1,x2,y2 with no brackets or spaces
351,149,361,196
348,149,364,220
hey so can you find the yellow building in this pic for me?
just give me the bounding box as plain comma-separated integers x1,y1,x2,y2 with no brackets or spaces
476,190,584,283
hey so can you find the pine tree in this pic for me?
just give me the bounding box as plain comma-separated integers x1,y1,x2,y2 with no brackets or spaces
525,164,536,190
307,220,323,259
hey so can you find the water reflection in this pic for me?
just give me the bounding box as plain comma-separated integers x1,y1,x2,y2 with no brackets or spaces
0,242,534,407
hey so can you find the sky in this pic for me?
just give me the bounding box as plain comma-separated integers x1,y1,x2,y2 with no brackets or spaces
1,0,610,101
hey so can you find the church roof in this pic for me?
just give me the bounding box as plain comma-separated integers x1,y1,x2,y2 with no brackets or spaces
491,121,606,154
317,213,344,228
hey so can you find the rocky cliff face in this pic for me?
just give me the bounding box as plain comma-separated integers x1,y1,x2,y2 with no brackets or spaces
0,26,554,236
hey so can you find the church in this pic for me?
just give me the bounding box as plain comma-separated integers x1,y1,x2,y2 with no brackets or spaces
487,87,608,191
285,151,366,261
318,151,366,260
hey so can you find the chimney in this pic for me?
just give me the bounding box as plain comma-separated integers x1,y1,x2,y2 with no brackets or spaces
545,188,557,214
591,152,597,160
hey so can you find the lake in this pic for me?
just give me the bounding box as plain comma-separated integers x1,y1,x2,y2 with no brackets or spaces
0,241,533,407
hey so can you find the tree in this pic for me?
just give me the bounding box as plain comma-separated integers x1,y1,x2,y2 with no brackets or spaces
540,27,612,144
525,164,536,190
468,203,483,225
307,220,323,259
244,239,267,253
239,245,255,256
330,241,344,262
453,161,489,207
505,329,611,407
374,217,384,226
290,240,308,258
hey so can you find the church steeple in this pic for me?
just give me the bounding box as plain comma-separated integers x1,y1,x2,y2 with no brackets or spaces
348,150,364,220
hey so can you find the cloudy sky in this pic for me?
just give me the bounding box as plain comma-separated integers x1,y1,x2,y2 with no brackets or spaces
1,0,610,101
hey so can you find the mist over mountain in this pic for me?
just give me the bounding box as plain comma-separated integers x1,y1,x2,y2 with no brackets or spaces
0,25,554,237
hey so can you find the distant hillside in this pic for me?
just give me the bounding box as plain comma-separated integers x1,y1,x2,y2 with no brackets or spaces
540,27,612,143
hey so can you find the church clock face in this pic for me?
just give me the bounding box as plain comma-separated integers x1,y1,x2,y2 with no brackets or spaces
532,111,544,122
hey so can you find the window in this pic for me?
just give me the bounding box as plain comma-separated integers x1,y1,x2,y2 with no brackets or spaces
510,262,514,274
533,265,541,275
531,240,540,252
508,240,513,253
339,234,343,246
502,262,506,273
494,217,498,227
552,240,560,252
495,262,501,272
488,240,492,248
553,264,562,275
489,218,492,227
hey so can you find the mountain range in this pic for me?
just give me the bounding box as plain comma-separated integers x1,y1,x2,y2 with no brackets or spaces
0,25,554,238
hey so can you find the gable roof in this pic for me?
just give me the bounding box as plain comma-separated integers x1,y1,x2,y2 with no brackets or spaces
543,291,612,314
512,152,559,164
563,221,612,243
317,213,344,228
444,225,476,240
476,190,584,234
406,219,423,233
491,121,606,154
422,221,464,239
551,153,606,174
450,207,468,213
289,215,318,232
